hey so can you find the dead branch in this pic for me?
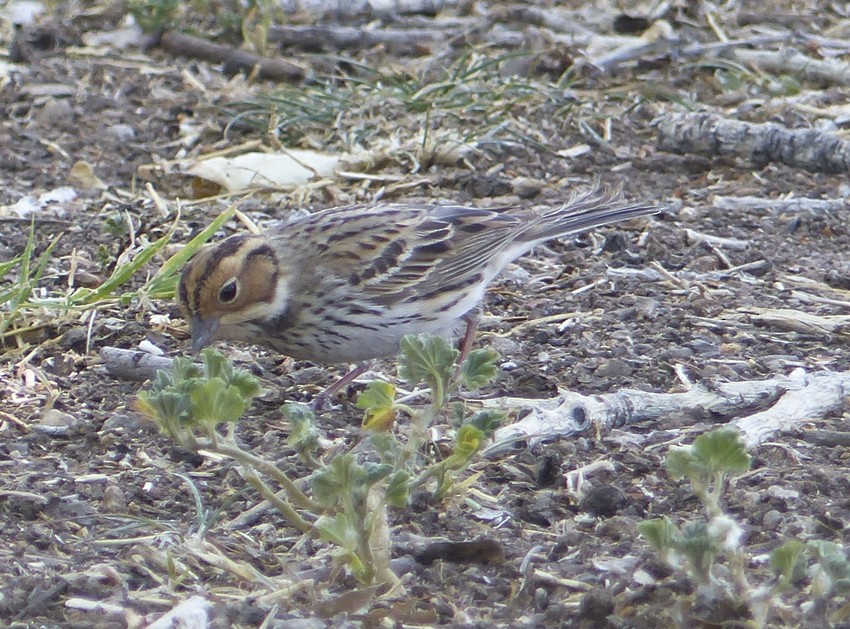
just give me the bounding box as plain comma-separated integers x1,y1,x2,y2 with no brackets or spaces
588,34,789,75
486,369,850,452
100,347,174,382
268,24,450,55
149,30,306,82
654,112,850,173
734,48,850,88
685,228,750,250
726,307,850,339
494,5,595,38
272,0,461,19
713,195,847,214
733,372,848,447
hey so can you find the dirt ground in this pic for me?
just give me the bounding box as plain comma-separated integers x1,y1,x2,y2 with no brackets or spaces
2,1,850,627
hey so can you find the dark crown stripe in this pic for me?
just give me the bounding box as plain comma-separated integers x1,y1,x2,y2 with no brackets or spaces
189,235,250,309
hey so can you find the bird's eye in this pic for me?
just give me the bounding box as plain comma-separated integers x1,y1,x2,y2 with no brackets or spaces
219,278,239,303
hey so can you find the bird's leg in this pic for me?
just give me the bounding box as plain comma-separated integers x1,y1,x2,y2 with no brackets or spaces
458,310,481,366
312,362,369,410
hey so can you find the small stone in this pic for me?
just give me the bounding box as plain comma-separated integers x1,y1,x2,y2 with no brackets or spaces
689,254,720,272
595,358,632,379
41,409,77,427
101,485,127,513
512,177,544,198
581,485,628,518
34,409,77,436
578,588,614,621
678,206,699,222
688,338,721,357
661,346,694,361
596,515,638,540
59,327,88,350
720,342,742,355
463,174,512,198
105,124,135,141
33,97,75,128
762,510,783,530
100,413,143,434
535,454,560,487
532,330,550,344
534,586,550,611
489,336,519,355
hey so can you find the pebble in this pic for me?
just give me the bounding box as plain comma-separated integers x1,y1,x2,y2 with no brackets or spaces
581,485,628,518
34,409,78,436
100,413,143,434
677,206,699,222
598,358,633,378
578,588,614,620
101,485,127,513
105,123,135,141
762,509,783,531
33,97,75,128
513,177,544,198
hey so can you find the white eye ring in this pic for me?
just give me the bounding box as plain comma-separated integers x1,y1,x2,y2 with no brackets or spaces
219,278,239,303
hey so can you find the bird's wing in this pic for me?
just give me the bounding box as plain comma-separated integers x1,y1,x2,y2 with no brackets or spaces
281,203,523,306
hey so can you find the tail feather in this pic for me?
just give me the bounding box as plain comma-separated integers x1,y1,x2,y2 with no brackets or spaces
523,186,660,243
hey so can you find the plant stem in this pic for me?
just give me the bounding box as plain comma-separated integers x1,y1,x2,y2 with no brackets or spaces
211,440,323,512
241,467,314,535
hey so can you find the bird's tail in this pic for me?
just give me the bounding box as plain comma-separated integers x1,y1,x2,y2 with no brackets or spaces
523,185,660,243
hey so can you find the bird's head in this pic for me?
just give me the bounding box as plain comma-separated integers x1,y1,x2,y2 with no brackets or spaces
178,235,283,353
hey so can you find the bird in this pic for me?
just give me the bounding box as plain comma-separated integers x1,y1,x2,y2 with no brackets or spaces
179,186,657,397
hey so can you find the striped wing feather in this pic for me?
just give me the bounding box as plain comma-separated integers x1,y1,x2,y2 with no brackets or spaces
279,188,655,307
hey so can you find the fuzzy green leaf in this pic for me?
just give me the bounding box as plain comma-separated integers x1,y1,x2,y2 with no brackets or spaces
770,540,807,587
398,334,459,390
370,433,403,466
666,445,701,481
228,369,262,400
690,428,751,475
315,512,360,552
467,409,505,436
285,403,319,453
455,424,485,459
809,540,850,582
138,389,193,426
356,380,396,410
190,378,247,424
311,454,366,507
461,348,500,390
679,521,718,582
668,429,751,482
362,462,394,486
357,380,398,431
386,471,411,508
442,424,486,471
201,348,230,380
169,357,204,385
638,517,680,553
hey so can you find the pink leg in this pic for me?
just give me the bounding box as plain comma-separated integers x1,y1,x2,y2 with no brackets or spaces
458,313,480,364
312,363,369,410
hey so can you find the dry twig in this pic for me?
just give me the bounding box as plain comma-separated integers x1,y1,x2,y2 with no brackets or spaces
487,369,850,452
654,111,850,173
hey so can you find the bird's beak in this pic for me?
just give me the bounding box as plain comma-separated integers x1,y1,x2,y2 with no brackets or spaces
191,314,219,354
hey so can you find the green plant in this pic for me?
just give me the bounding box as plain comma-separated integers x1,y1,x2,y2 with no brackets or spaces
0,220,61,345
225,51,578,152
0,206,234,354
137,334,503,586
639,428,850,627
126,0,280,37
126,0,180,32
